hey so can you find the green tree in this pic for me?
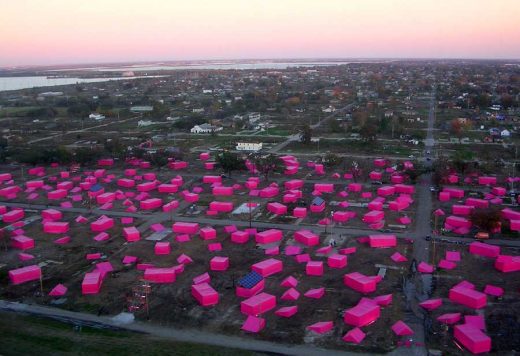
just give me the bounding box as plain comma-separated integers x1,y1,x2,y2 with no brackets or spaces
299,124,312,145
216,151,244,176
248,153,282,181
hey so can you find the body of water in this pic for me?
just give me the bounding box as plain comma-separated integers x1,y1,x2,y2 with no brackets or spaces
0,75,162,92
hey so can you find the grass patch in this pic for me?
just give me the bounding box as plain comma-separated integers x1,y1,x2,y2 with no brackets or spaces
0,312,256,356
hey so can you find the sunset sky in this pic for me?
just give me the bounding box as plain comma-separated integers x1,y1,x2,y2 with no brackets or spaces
1,0,519,66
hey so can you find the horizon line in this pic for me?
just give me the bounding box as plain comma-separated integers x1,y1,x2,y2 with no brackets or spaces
2,56,520,70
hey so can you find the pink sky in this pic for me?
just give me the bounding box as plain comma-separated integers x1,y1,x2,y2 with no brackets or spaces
1,0,519,66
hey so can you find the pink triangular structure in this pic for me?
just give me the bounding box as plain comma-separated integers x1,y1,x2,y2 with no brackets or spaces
275,306,298,318
417,262,434,273
18,253,35,261
122,255,137,264
281,288,300,301
483,284,504,297
241,315,265,333
438,259,457,270
437,312,461,325
177,254,193,265
280,276,298,288
307,321,333,334
419,298,442,311
49,283,67,296
372,294,393,306
342,327,366,344
304,287,325,299
391,320,414,336
445,251,461,262
391,252,408,263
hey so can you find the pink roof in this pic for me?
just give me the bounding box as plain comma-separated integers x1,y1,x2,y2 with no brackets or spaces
307,321,333,334
342,327,366,344
483,284,504,297
241,315,265,333
275,306,298,318
391,320,414,336
437,312,461,325
419,298,442,311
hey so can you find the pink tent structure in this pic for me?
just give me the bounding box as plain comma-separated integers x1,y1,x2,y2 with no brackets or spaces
328,254,347,268
342,327,366,344
419,298,442,311
495,255,520,272
256,229,282,244
454,323,491,354
281,288,300,301
144,267,176,283
294,230,319,246
418,262,434,273
200,227,217,240
391,320,414,336
252,258,283,277
483,284,504,297
9,265,41,285
304,287,325,299
437,313,461,325
210,256,229,271
307,321,333,334
43,221,69,234
49,284,67,297
281,276,298,288
344,272,379,293
192,283,219,306
306,261,324,276
390,252,408,263
469,242,500,258
368,234,396,248
241,293,276,315
275,306,298,318
449,285,487,309
154,242,171,255
123,227,140,242
82,272,102,294
267,202,287,215
173,222,199,234
241,315,266,333
11,235,34,250
343,299,380,327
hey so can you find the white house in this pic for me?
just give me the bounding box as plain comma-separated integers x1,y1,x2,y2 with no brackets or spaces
236,142,262,152
190,124,222,134
501,129,511,137
89,113,105,121
138,120,154,127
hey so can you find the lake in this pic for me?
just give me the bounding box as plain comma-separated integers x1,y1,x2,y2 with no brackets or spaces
0,75,161,92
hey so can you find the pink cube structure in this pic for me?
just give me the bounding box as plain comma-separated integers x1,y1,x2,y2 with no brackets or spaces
154,242,171,255
368,234,396,248
209,201,234,213
82,272,102,294
344,272,378,294
231,230,250,244
449,285,487,309
200,227,217,240
494,255,520,272
42,209,62,221
43,221,69,234
342,327,366,344
140,198,162,210
294,230,319,246
267,202,287,215
307,321,333,334
144,267,176,283
241,292,276,315
306,261,324,276
9,265,42,285
344,299,381,327
192,283,219,306
293,207,307,218
252,258,283,277
11,235,34,250
123,227,140,242
241,315,265,333
255,229,282,244
173,222,199,234
469,242,500,258
91,217,114,232
3,209,24,223
328,254,347,268
454,324,491,354
210,256,229,271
